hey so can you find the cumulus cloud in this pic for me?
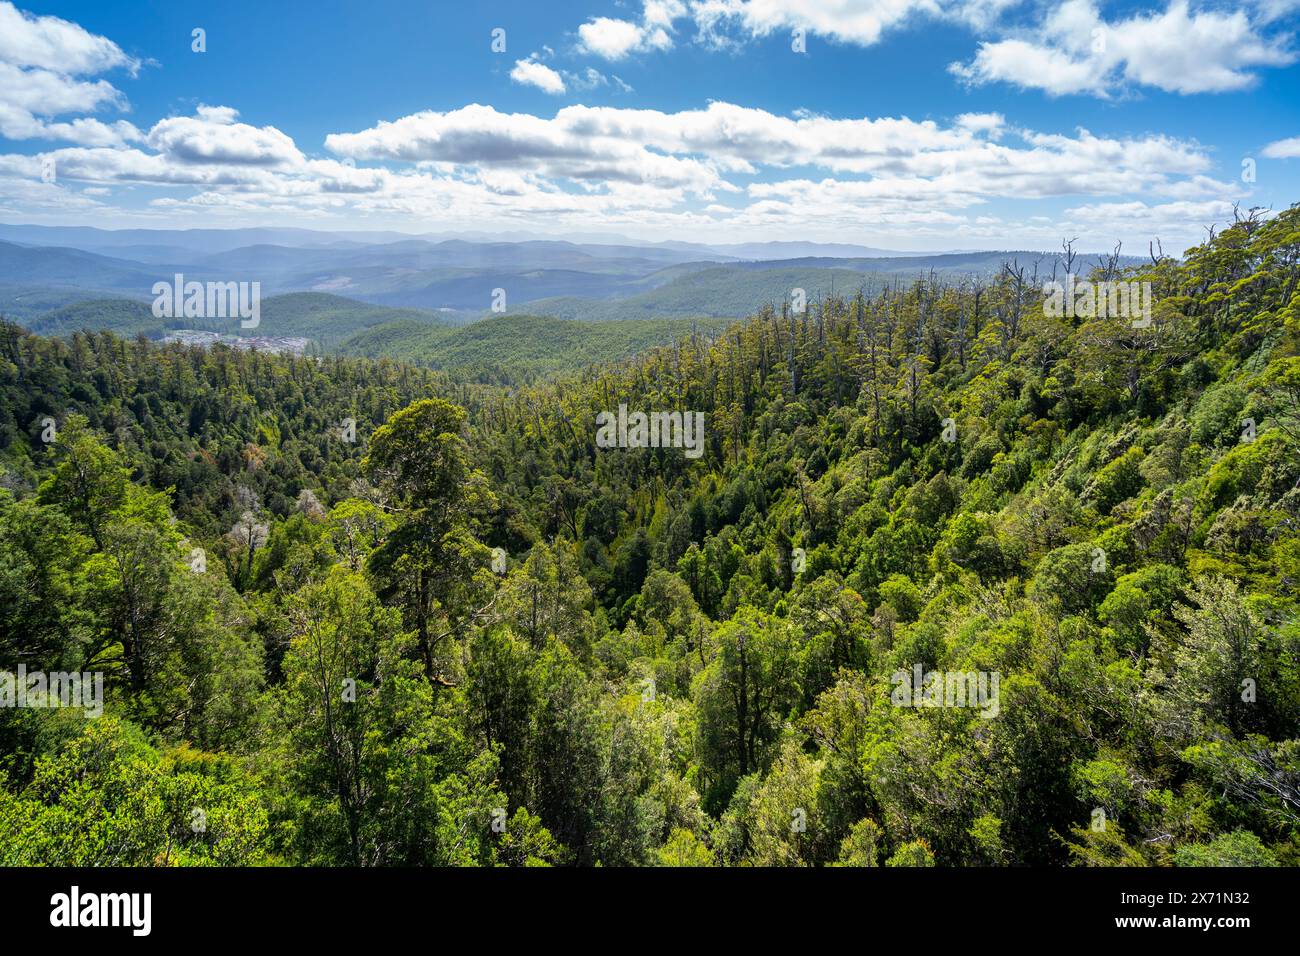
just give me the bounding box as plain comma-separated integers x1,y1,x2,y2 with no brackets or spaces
510,56,566,94
954,112,1005,137
0,2,1260,249
0,1,138,74
318,100,1233,227
327,104,727,193
509,52,633,96
26,146,278,188
0,1,142,145
560,1,1294,99
581,1,1028,53
147,105,304,166
7,89,1234,247
951,0,1295,96
0,171,105,212
578,18,647,59
693,0,942,48
1262,136,1300,159
578,1,685,59
2,105,311,195
0,99,140,147
1058,198,1240,243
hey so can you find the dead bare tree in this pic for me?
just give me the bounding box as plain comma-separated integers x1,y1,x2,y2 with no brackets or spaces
1059,237,1079,277
1095,241,1123,282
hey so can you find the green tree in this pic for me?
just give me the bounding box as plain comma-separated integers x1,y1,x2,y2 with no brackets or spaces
694,609,799,807
363,399,496,681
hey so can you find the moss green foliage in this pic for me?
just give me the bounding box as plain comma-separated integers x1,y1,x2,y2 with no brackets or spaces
2,206,1299,866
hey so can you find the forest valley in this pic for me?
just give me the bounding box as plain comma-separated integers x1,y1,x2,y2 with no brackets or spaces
0,205,1298,867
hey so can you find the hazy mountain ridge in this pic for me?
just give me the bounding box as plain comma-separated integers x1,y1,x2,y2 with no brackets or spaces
2,226,1152,365
0,223,959,260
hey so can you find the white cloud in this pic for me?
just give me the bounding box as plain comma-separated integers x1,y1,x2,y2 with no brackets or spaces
24,146,275,187
945,0,1026,30
0,172,104,212
317,100,1234,236
562,67,632,93
0,61,125,115
693,0,941,48
558,1,1294,100
0,3,1257,249
954,112,1005,138
606,1,1030,52
146,105,304,166
325,104,726,193
578,2,685,59
11,93,1229,248
951,0,1295,96
509,53,634,96
0,1,142,146
510,57,566,94
1,105,310,195
0,1,138,75
1262,136,1300,159
578,18,646,60
0,98,140,146
1254,0,1300,23
1059,198,1239,247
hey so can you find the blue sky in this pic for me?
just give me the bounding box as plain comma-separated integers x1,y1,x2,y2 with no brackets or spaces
1,0,1298,251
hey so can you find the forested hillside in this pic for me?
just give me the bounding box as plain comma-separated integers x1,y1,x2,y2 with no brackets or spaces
23,291,453,346
338,313,735,382
1,206,1298,867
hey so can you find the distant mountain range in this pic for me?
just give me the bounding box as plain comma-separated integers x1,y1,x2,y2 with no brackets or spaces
0,223,953,261
0,222,1150,375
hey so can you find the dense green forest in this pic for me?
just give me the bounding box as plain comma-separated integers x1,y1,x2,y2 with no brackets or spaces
1,206,1298,867
512,253,1088,324
16,291,734,382
338,313,736,381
